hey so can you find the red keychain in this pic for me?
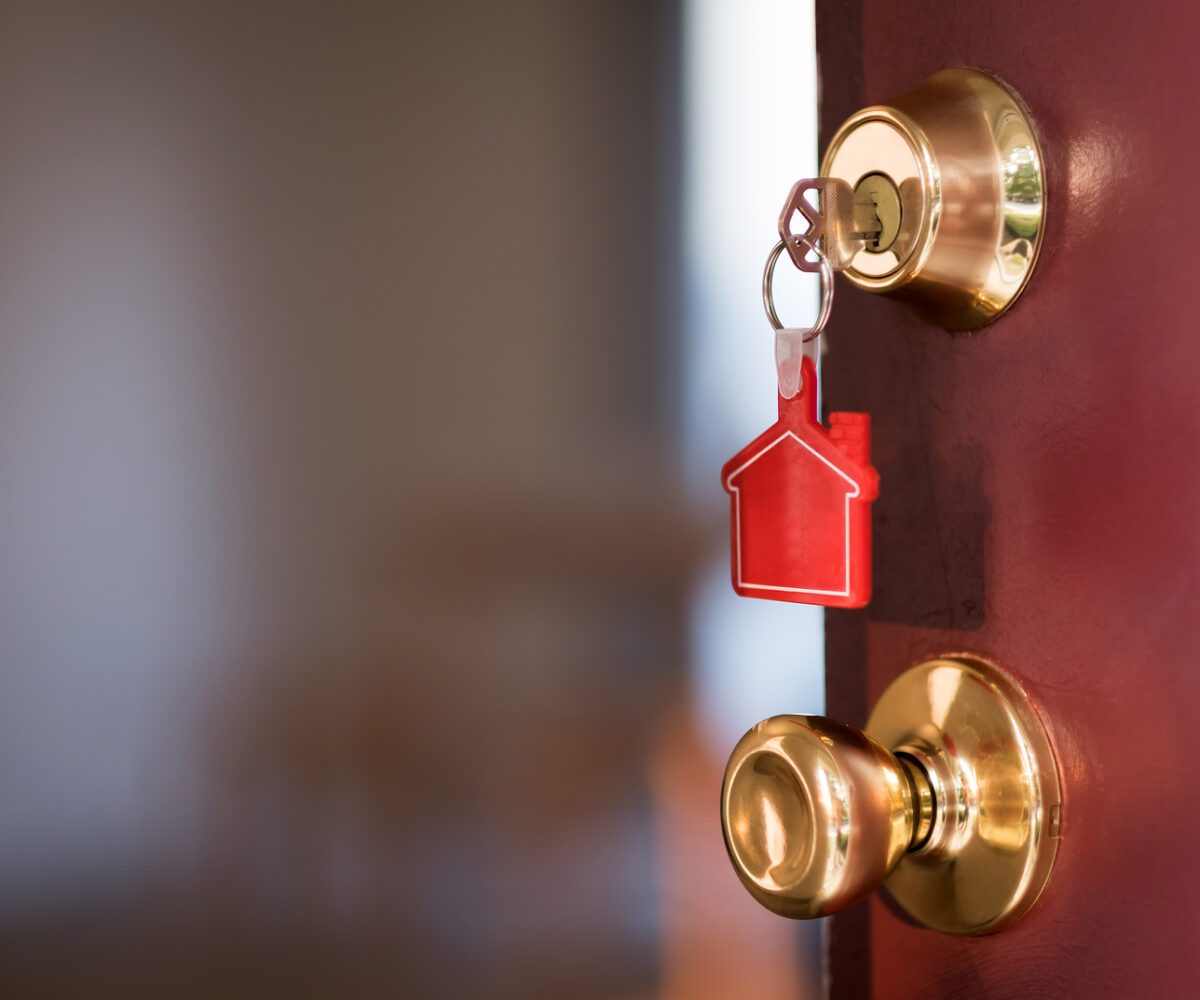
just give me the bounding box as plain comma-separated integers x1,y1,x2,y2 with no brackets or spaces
722,355,877,607
722,179,879,608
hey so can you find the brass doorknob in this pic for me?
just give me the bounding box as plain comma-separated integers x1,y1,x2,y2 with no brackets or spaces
720,655,1063,935
722,715,927,920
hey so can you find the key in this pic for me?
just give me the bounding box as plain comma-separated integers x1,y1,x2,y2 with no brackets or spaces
768,177,884,400
778,177,882,274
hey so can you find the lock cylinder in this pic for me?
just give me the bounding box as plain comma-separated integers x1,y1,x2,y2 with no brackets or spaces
853,173,902,253
821,68,1045,330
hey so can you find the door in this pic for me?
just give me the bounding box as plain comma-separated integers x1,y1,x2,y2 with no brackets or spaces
818,2,1199,997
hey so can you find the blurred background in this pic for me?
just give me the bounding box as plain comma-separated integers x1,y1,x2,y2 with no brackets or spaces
0,1,825,996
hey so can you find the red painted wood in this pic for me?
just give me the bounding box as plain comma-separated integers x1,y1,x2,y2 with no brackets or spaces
818,2,1200,996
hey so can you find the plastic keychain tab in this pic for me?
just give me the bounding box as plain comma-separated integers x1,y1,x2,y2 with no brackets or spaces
763,236,830,400
721,356,878,608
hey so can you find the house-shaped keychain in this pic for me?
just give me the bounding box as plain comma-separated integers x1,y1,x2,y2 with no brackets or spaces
722,356,878,608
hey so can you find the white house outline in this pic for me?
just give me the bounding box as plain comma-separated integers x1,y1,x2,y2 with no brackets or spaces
725,430,861,597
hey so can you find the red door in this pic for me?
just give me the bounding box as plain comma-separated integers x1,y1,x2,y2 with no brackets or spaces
819,2,1200,997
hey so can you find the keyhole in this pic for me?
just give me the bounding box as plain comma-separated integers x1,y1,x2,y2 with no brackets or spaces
854,172,903,253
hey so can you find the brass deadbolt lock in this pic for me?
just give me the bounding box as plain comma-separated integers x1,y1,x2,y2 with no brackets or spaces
820,68,1045,329
720,656,1062,935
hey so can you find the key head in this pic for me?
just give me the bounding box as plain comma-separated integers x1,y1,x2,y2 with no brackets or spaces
778,177,865,273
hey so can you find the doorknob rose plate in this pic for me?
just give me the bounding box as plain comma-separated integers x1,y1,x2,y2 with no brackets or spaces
721,655,1062,935
867,656,1062,934
820,68,1045,330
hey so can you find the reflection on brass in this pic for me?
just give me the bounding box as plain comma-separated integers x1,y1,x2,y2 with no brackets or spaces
720,656,1061,935
820,68,1045,330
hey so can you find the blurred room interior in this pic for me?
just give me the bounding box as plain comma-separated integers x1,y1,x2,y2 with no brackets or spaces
0,2,826,996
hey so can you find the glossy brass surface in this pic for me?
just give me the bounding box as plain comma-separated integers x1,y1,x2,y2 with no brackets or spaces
721,716,919,920
820,68,1045,330
720,655,1062,935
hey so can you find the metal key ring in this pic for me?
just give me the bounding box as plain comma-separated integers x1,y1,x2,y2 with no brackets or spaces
762,237,834,343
